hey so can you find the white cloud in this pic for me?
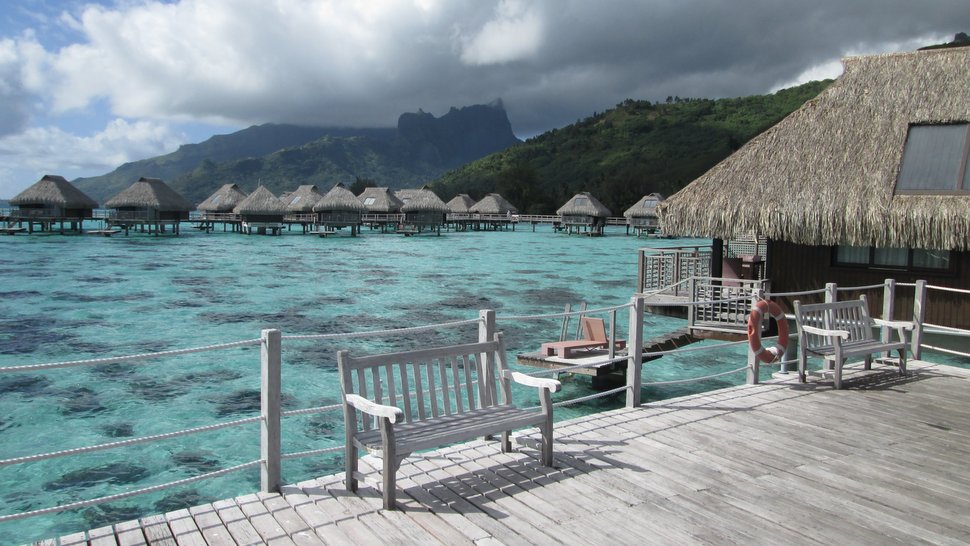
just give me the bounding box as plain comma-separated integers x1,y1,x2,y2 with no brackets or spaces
459,0,544,65
0,118,184,197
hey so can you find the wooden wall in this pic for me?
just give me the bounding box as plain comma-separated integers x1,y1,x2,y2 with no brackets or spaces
767,241,970,330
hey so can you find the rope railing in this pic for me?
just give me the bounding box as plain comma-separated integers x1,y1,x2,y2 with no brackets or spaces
0,338,262,374
920,345,970,358
500,302,633,322
282,318,481,341
765,288,828,298
836,283,887,292
0,460,262,523
926,284,970,295
0,416,261,468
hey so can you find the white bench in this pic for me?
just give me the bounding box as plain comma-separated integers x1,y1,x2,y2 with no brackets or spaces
337,333,561,509
793,297,911,389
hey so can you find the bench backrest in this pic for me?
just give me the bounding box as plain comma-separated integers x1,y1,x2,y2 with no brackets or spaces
794,297,875,350
581,317,608,343
337,334,512,432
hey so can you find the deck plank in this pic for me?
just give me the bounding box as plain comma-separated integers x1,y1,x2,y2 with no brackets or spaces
33,359,970,546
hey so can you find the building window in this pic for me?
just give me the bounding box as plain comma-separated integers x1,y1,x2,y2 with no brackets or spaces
834,245,951,272
895,123,970,193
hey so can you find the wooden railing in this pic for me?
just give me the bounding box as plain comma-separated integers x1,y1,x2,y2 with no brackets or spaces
637,245,713,296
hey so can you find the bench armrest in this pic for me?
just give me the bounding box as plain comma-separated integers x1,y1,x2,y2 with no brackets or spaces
871,318,914,330
509,372,562,393
800,325,849,339
345,394,404,423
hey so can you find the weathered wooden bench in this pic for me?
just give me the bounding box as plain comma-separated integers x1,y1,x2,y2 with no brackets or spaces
793,297,912,389
338,333,562,509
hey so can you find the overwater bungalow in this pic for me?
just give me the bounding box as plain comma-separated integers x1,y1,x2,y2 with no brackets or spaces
196,183,247,232
282,184,324,232
233,185,286,235
313,183,366,236
469,192,519,231
657,46,970,328
399,188,449,235
358,187,404,232
624,193,664,236
556,191,611,235
103,177,193,235
7,174,98,234
446,193,476,215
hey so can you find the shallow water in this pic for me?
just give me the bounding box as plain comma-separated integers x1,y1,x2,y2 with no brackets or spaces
0,224,960,541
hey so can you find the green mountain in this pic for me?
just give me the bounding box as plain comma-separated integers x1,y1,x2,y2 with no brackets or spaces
429,80,832,215
75,102,520,204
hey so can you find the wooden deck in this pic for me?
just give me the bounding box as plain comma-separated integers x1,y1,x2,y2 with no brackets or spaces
42,359,970,545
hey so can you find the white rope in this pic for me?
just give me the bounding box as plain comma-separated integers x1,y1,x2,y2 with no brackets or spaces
0,416,261,468
836,283,886,291
522,385,631,410
922,322,970,334
896,282,917,288
0,460,261,523
641,337,750,358
282,318,481,341
926,284,970,295
0,338,262,374
281,404,343,417
921,345,970,358
643,365,748,385
765,288,828,297
281,445,344,461
501,302,633,322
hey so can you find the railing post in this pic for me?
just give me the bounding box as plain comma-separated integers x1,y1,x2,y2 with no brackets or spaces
912,280,927,360
261,328,282,493
881,278,896,355
479,308,496,343
626,296,644,407
686,277,696,331
824,282,837,303
747,288,763,383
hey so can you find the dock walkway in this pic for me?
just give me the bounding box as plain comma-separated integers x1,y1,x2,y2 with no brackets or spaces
41,360,970,545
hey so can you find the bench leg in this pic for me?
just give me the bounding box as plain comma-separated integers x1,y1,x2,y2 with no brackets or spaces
380,418,398,509
501,430,512,453
833,360,843,390
539,389,554,467
346,444,358,492
898,348,907,376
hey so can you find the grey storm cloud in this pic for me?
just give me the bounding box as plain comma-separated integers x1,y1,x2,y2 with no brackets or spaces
32,0,966,137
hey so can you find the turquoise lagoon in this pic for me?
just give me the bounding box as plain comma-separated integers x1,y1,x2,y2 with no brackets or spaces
0,226,848,540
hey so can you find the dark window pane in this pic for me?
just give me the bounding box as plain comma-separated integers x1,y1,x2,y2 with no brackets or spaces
874,247,908,267
896,124,968,191
913,249,950,270
836,246,869,264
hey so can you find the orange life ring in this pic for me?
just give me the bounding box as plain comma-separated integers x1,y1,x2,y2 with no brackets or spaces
747,299,789,363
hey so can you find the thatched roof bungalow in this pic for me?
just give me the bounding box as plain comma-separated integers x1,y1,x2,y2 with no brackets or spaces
104,177,193,221
446,194,476,215
197,183,248,213
624,193,664,233
657,46,970,327
10,175,98,219
233,185,286,235
556,192,611,235
282,185,324,213
314,183,365,235
400,188,449,234
358,187,403,213
470,193,518,215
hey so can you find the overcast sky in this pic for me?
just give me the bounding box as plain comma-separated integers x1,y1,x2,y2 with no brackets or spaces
0,0,967,198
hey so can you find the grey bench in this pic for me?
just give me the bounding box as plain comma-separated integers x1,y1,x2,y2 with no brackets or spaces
794,297,911,389
337,333,561,509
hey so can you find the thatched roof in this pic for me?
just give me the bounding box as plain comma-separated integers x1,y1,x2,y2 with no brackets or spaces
314,183,366,212
233,185,287,215
10,174,98,209
358,187,403,213
556,192,611,217
399,188,449,213
282,184,324,212
470,193,518,214
624,193,664,219
446,194,476,213
658,47,970,250
197,183,248,212
104,177,194,211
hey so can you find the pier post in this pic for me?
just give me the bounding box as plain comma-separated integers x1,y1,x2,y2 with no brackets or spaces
824,282,837,303
881,278,896,356
261,328,282,493
479,309,497,405
748,288,764,382
911,280,927,360
626,296,644,407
